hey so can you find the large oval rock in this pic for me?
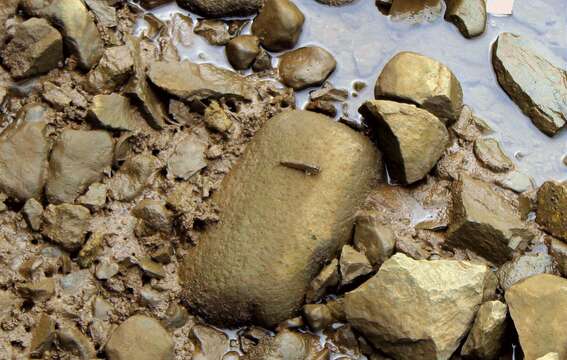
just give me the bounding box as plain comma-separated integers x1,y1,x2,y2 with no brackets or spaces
176,0,263,17
492,33,567,136
180,110,379,327
278,46,336,90
359,100,449,184
375,52,463,124
505,274,567,360
345,253,492,360
252,0,305,52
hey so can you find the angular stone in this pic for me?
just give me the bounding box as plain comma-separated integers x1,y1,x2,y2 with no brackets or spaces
226,35,261,70
0,104,50,201
109,154,161,201
303,304,335,331
189,325,229,360
78,231,105,268
180,110,379,327
345,253,492,360
86,46,134,93
375,52,464,124
278,46,337,90
46,129,113,204
148,60,256,103
42,204,91,251
177,0,262,17
23,198,43,231
167,135,207,180
105,315,174,360
389,0,443,23
447,174,530,264
492,33,567,136
77,183,108,210
305,259,339,303
497,171,533,193
89,94,143,131
505,274,567,359
497,253,559,290
546,237,567,277
473,138,513,173
359,100,449,184
193,19,249,46
536,181,567,241
242,329,323,359
340,245,373,286
353,212,395,266
133,200,173,233
204,102,233,133
252,0,305,52
444,0,487,38
461,300,507,359
84,0,117,28
1,18,63,79
30,314,56,357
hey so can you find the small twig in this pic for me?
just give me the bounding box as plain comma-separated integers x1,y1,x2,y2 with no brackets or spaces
280,160,321,175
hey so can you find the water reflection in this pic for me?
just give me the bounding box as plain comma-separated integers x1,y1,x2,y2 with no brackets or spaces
139,0,567,184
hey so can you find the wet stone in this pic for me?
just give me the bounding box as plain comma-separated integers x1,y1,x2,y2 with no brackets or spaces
353,212,395,266
23,198,43,232
252,0,305,52
375,51,464,124
1,18,63,79
46,129,114,204
505,274,567,359
226,35,261,70
461,300,508,359
189,325,230,360
109,154,161,201
305,100,337,118
86,45,134,93
177,0,263,17
167,135,207,180
536,181,567,241
497,171,534,193
278,46,337,90
89,94,142,131
180,110,379,327
497,253,559,290
42,204,91,251
360,100,449,184
447,174,531,264
194,19,249,46
305,259,339,303
474,138,514,173
492,33,567,136
444,0,487,38
340,245,373,286
105,315,174,360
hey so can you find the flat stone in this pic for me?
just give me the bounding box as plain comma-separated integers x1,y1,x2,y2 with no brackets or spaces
189,325,230,360
138,257,166,279
105,315,174,360
497,253,558,290
278,46,337,90
537,354,560,360
226,35,261,70
345,254,492,360
536,181,567,241
242,329,323,359
109,154,161,201
474,138,514,173
505,274,567,359
492,33,567,136
46,129,113,204
148,60,256,103
0,104,50,201
194,19,249,46
23,198,43,231
89,94,143,131
1,18,63,79
18,279,56,301
497,171,534,193
447,174,531,264
177,0,262,17
461,300,508,359
252,0,305,52
180,110,379,327
305,259,339,303
87,45,134,93
167,135,207,180
340,245,373,286
359,100,449,184
353,211,395,266
444,0,487,38
84,0,117,28
375,51,464,124
77,183,108,210
42,204,91,251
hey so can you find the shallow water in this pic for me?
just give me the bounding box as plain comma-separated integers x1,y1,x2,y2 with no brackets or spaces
139,0,567,185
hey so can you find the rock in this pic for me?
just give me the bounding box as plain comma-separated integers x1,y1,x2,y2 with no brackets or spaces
109,154,161,201
473,138,513,173
505,274,567,359
133,200,173,233
46,129,113,204
77,183,108,210
359,100,449,184
1,18,63,79
105,315,174,360
253,48,273,72
180,110,379,327
78,231,105,268
89,94,143,131
23,198,43,231
492,33,567,136
278,46,337,90
189,325,229,360
140,0,172,9
86,45,134,93
193,19,249,46
353,212,395,266
177,0,262,17
536,181,567,241
316,0,355,5
389,0,443,24
42,204,91,251
162,303,189,329
497,253,559,290
58,323,96,360
95,260,119,280
305,100,337,118
444,0,487,38
537,354,560,360
30,314,56,357
18,278,56,301
204,102,233,133
84,0,117,28
340,245,373,286
242,329,323,359
0,104,50,201
148,60,256,102
303,304,335,331
345,253,492,360
167,135,207,180
461,300,508,359
447,174,531,264
305,259,339,303
138,257,166,279
252,0,305,52
375,52,464,124
226,35,261,70
546,237,567,277
497,171,534,193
